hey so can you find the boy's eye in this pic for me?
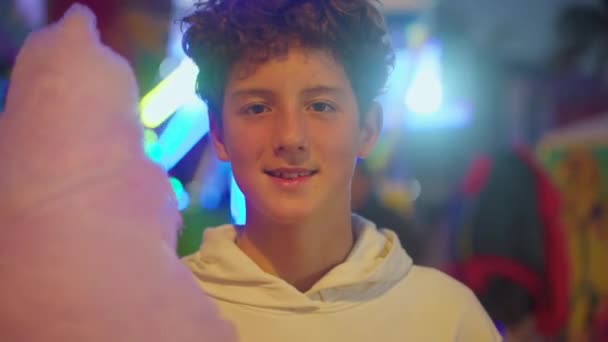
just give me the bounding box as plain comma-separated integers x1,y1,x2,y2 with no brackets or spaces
308,102,336,113
243,103,270,115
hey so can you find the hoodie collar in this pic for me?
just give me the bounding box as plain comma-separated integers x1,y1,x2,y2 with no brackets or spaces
184,215,413,312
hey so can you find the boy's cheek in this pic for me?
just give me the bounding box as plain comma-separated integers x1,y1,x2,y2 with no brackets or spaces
226,133,267,162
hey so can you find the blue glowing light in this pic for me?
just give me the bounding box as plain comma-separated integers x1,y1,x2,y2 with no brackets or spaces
230,174,246,225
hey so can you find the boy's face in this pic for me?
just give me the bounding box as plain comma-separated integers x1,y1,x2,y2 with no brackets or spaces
211,47,381,224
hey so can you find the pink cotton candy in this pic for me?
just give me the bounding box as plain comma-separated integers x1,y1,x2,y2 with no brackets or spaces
0,5,236,341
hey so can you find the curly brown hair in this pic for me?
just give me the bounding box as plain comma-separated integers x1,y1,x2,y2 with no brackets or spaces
181,0,394,120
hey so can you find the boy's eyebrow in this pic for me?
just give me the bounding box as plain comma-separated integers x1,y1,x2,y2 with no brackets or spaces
300,85,347,98
228,85,348,101
229,88,277,100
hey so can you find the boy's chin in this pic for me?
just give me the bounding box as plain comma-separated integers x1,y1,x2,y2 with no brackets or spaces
260,203,319,226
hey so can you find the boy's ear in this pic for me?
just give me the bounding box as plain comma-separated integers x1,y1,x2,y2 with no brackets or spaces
209,113,230,162
357,101,383,158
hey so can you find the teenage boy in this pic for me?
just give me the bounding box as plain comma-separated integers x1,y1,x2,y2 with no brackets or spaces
182,1,502,340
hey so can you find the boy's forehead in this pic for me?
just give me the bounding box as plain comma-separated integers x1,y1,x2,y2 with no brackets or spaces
232,45,341,76
229,46,346,85
224,54,354,105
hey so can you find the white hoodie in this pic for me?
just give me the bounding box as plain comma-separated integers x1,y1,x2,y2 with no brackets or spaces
184,215,502,341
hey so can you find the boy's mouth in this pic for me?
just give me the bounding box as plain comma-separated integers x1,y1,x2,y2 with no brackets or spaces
264,168,319,180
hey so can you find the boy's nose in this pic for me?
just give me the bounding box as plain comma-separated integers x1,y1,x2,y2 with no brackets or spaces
272,110,310,161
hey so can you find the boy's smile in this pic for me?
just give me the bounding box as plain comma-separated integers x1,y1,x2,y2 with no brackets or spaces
211,47,380,224
264,167,319,191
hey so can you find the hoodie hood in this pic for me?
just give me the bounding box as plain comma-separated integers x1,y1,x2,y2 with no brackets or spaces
184,215,413,312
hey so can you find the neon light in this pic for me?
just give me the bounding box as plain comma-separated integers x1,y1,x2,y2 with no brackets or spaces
140,58,199,128
230,173,246,225
155,102,209,171
144,141,164,164
138,54,249,218
169,177,190,211
143,128,158,145
405,41,444,115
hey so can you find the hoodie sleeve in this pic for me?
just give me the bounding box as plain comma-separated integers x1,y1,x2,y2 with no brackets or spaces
455,291,503,341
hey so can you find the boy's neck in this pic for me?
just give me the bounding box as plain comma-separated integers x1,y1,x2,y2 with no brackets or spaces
236,208,355,293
